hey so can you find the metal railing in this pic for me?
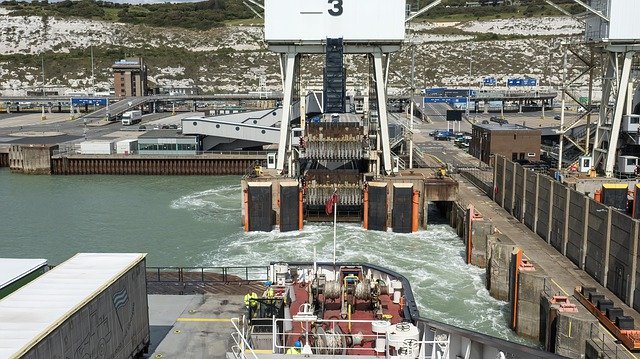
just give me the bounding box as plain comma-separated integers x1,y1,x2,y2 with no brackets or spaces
587,323,637,359
230,316,259,359
146,266,269,284
255,317,451,358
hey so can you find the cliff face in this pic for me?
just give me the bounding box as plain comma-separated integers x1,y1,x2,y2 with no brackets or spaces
0,8,587,96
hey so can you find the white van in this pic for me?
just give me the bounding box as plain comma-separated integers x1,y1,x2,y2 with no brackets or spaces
121,110,142,126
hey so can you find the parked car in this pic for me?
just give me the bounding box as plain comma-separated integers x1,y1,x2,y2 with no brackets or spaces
554,115,561,120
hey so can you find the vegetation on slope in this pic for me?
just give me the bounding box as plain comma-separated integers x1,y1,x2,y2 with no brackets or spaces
1,0,584,30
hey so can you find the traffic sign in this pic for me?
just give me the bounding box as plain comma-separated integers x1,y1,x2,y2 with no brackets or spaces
423,97,468,104
71,98,108,106
483,77,496,86
507,78,537,87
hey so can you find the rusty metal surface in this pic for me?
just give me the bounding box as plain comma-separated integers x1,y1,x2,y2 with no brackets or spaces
146,267,267,295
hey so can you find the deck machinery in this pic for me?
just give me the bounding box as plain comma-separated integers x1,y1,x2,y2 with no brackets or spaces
241,0,458,232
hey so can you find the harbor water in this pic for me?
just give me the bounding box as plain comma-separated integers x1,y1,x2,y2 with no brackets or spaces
0,169,529,344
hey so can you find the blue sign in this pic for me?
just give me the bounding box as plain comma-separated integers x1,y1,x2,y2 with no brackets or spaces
423,97,468,104
71,98,108,106
507,78,537,87
483,77,496,86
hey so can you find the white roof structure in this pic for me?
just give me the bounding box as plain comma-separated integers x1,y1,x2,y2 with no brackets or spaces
0,258,47,290
0,253,146,359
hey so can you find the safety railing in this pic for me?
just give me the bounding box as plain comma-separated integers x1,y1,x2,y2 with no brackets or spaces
542,277,565,298
265,317,450,358
587,322,637,359
230,316,260,359
146,266,269,284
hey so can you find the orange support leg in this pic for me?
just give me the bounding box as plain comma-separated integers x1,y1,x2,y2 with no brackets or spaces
411,190,419,232
243,189,249,232
363,187,369,230
298,189,303,230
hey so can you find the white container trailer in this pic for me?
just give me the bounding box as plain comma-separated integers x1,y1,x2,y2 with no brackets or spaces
0,253,150,359
116,139,138,154
622,114,640,133
618,155,639,175
80,140,115,155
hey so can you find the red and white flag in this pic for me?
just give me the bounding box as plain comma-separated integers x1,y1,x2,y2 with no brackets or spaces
325,192,339,215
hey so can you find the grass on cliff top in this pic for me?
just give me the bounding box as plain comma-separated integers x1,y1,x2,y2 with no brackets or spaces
1,0,583,31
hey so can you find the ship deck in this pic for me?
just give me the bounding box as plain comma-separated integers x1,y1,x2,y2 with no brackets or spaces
272,269,405,355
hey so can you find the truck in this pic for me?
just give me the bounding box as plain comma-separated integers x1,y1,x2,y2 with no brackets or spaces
121,110,142,126
80,140,115,155
0,253,150,359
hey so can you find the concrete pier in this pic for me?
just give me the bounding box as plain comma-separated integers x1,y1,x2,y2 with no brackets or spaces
9,144,57,174
486,234,515,301
452,172,640,356
511,262,548,340
0,145,8,167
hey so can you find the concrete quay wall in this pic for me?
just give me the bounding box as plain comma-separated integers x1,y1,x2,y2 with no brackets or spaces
492,156,640,309
9,144,57,174
446,168,640,356
0,144,8,167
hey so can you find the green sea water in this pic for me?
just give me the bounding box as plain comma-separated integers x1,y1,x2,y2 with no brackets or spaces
0,168,529,344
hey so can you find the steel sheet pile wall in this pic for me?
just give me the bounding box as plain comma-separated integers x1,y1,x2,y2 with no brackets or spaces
536,177,552,241
550,182,567,253
495,158,505,208
513,165,525,221
524,170,537,230
566,190,588,267
504,162,515,215
51,157,261,175
585,201,608,284
607,211,638,302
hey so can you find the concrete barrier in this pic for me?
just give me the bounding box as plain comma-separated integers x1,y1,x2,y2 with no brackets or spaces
504,161,515,214
486,234,515,301
608,211,639,305
585,202,609,285
495,157,505,208
550,182,567,254
524,169,538,231
513,165,526,221
554,309,598,357
512,262,548,340
536,176,552,242
470,219,493,268
566,189,589,268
